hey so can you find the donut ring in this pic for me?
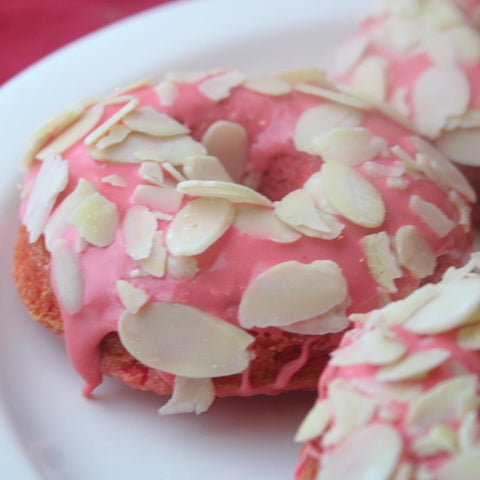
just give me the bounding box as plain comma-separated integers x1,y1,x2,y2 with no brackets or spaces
14,68,474,413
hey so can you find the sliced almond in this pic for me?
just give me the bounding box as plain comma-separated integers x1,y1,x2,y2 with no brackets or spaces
69,192,118,247
276,66,327,85
280,305,350,335
362,232,402,293
167,255,199,279
360,329,407,366
95,124,131,150
352,56,388,102
322,161,385,228
23,154,69,243
410,195,455,238
412,425,457,457
243,74,291,96
436,127,480,167
457,323,480,350
51,238,84,315
413,66,470,138
123,106,189,137
138,161,165,185
394,225,436,279
234,204,301,243
119,301,255,378
201,121,248,182
161,162,186,182
158,376,215,415
101,174,127,187
458,411,478,452
131,184,183,213
154,80,179,107
122,205,157,260
238,260,348,329
166,198,235,256
294,103,363,155
183,155,233,182
317,424,402,480
329,340,367,367
437,446,480,480
177,180,272,207
351,377,422,404
295,83,369,109
138,231,167,278
198,70,245,101
294,399,332,442
116,279,149,314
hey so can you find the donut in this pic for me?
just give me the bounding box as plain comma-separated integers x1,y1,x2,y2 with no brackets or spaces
331,0,480,219
13,68,474,414
294,257,480,480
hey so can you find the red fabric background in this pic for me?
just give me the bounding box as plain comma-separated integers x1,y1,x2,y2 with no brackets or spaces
0,0,174,85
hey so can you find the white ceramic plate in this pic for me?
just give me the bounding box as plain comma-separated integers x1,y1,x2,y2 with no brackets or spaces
0,1,375,478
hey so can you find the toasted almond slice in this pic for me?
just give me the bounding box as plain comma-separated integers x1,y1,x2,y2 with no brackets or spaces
294,399,332,442
183,155,232,182
294,103,363,155
362,232,402,293
238,260,348,329
413,66,470,138
377,348,450,382
407,375,478,429
69,192,118,247
167,255,199,279
116,280,149,314
44,178,97,251
90,132,206,165
139,161,165,185
322,161,385,228
158,376,215,415
394,225,436,279
123,106,189,137
119,301,255,378
201,121,248,182
23,154,69,243
154,80,179,107
131,184,183,213
276,66,327,85
101,174,127,187
352,56,388,102
122,205,157,260
177,180,272,207
138,231,167,278
457,323,480,350
437,446,480,480
198,70,245,101
360,329,407,366
234,204,301,243
51,238,84,315
36,104,104,161
95,124,131,150
410,195,455,238
436,127,480,167
318,424,402,480
243,74,291,96
312,127,385,165
166,198,235,256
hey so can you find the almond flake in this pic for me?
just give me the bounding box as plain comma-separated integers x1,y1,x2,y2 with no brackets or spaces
167,255,199,279
123,106,189,137
51,238,84,315
122,205,157,260
166,198,235,256
155,80,179,107
69,192,118,247
352,56,388,102
201,121,248,182
138,231,167,278
118,301,255,378
274,189,344,239
402,278,480,334
360,329,407,366
275,66,327,85
317,424,402,480
23,154,69,243
161,162,186,182
234,204,301,243
131,184,183,213
322,160,386,228
407,375,478,429
362,232,402,293
437,446,480,480
412,425,457,457
351,377,422,404
95,124,131,150
457,323,480,350
166,70,212,83
158,376,214,415
303,171,338,215
387,177,410,190
243,74,291,96
84,97,139,145
36,104,104,161
198,70,245,101
294,399,332,443
390,87,410,118
139,161,165,185
177,180,272,207
393,462,414,480
294,103,363,155
312,127,385,165
329,340,367,367
44,178,97,251
394,225,436,279
238,260,348,329
436,127,480,167
458,411,478,451
377,348,451,382
101,174,127,187
413,66,470,138
410,195,455,238
183,155,233,182
116,279,149,314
